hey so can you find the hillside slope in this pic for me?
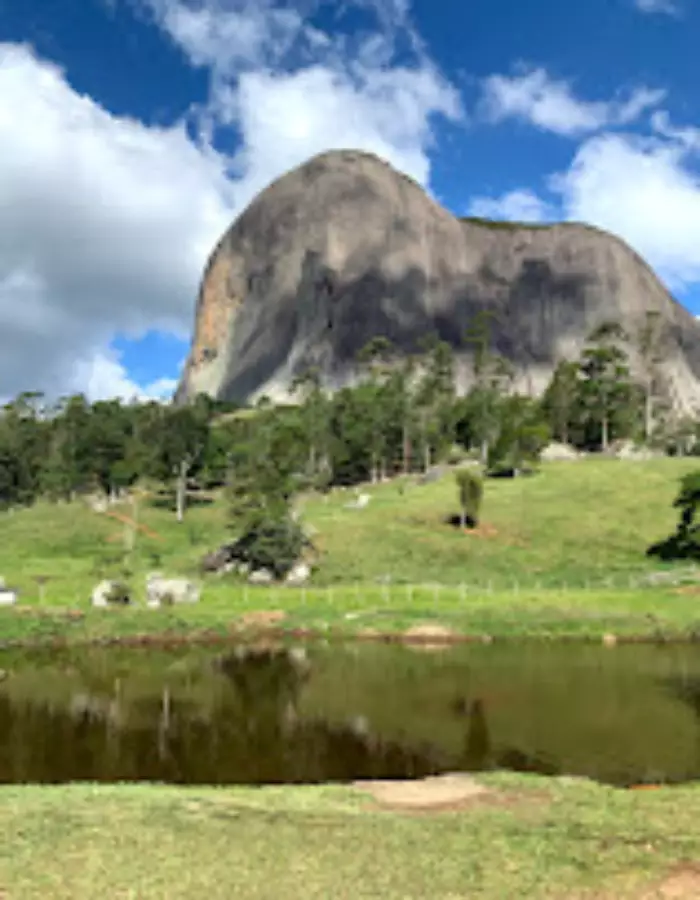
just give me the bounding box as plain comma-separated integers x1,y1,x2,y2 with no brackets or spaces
0,459,695,600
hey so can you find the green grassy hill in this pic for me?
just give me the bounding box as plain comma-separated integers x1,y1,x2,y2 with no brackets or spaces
0,457,696,606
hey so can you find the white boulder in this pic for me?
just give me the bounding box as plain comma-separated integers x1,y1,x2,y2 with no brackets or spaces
91,579,129,607
145,573,200,608
285,562,311,586
248,568,274,585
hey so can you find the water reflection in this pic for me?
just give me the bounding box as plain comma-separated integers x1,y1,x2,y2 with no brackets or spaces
0,642,698,786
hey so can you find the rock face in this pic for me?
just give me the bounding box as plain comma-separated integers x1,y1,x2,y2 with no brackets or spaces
175,149,700,412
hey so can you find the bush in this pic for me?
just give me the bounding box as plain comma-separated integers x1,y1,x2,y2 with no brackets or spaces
647,470,700,561
232,514,307,579
455,468,483,529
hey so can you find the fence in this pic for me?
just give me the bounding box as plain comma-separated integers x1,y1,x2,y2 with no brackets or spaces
216,569,698,608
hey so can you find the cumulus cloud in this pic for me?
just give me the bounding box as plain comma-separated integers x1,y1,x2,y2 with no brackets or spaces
70,351,178,403
0,42,236,400
466,189,554,223
467,115,700,292
141,0,461,193
480,66,665,136
551,130,700,290
0,0,460,400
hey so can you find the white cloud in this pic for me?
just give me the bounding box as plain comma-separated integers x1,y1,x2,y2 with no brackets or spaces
0,42,236,399
467,72,700,293
466,189,553,222
551,130,700,290
70,350,178,402
230,63,459,206
480,66,664,136
153,0,305,72
0,0,460,400
634,0,680,15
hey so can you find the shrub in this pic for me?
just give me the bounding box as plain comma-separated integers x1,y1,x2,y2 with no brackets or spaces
455,467,483,529
232,514,307,579
647,470,700,561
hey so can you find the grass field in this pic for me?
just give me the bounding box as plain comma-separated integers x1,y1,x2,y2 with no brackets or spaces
0,775,699,898
0,457,699,642
2,459,700,898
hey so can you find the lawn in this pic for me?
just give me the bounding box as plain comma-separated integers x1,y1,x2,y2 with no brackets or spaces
1,459,700,897
0,457,699,643
0,775,698,898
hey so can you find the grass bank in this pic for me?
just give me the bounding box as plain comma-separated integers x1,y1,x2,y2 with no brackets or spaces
0,774,699,898
1,584,700,646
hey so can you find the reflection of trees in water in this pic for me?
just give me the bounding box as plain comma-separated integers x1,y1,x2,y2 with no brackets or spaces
661,675,700,783
457,696,561,778
664,677,700,719
0,649,446,784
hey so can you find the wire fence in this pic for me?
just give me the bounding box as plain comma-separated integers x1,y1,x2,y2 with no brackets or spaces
220,569,700,608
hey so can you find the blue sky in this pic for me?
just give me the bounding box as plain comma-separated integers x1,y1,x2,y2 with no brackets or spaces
0,0,699,401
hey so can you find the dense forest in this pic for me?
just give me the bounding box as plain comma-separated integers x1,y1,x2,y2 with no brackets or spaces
1,312,697,518
0,316,699,516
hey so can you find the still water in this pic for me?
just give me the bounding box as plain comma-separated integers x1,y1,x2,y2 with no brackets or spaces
0,641,698,787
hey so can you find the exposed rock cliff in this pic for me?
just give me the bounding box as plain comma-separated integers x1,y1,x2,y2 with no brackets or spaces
175,149,700,413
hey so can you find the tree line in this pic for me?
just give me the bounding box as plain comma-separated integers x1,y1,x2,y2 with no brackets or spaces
0,309,696,522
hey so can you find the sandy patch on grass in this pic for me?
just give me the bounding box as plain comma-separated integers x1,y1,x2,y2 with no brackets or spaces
235,610,287,629
646,864,700,898
402,624,458,649
567,863,700,899
354,773,492,812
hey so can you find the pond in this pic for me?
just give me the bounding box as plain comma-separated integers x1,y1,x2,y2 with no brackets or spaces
0,641,698,787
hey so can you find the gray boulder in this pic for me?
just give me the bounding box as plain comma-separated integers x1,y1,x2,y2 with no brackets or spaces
175,149,700,419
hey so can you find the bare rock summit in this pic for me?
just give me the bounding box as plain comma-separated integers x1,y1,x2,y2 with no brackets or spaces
175,149,700,412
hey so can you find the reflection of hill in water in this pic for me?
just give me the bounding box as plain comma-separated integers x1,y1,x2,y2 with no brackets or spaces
0,644,699,786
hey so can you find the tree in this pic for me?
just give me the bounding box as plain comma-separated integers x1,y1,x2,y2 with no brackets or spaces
647,470,700,560
40,394,92,500
225,411,306,578
357,337,396,481
487,396,550,475
541,361,579,445
291,366,332,488
414,336,457,471
0,392,46,506
384,356,416,475
143,399,211,521
455,468,483,529
462,311,513,463
636,310,666,443
577,322,634,451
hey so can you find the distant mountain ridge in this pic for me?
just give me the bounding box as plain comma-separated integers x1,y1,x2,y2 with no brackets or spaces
175,148,700,414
